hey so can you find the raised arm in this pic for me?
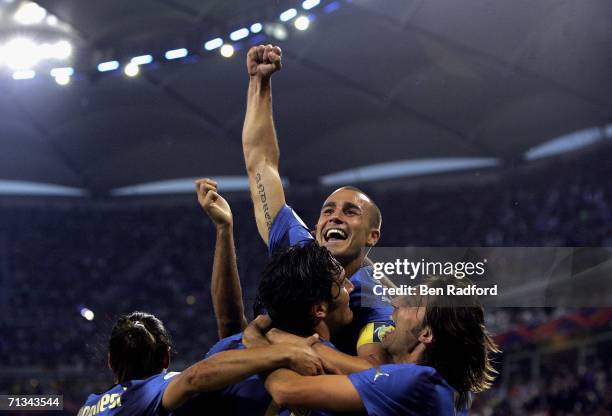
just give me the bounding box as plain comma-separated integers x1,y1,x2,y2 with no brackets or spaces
196,178,247,339
162,342,323,411
242,44,286,245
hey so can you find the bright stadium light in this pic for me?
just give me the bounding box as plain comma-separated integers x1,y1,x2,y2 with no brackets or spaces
323,1,340,13
46,14,58,26
97,60,119,72
54,73,70,85
41,40,72,60
55,40,72,59
250,23,263,33
204,37,223,51
50,67,73,77
130,54,153,65
14,1,46,25
80,307,94,321
12,69,35,80
265,23,288,41
294,15,310,31
220,44,234,58
51,67,73,85
1,38,40,69
280,8,297,22
165,48,187,60
229,28,249,41
302,0,320,10
124,62,139,77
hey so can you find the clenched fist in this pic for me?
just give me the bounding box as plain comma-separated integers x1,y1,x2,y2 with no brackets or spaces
246,44,282,79
196,178,233,228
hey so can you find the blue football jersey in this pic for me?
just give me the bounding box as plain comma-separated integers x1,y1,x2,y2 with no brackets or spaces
78,372,178,416
204,332,339,416
268,204,393,354
348,364,466,416
203,333,273,415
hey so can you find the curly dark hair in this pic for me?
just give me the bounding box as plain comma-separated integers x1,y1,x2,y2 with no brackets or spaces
255,241,344,336
108,311,173,383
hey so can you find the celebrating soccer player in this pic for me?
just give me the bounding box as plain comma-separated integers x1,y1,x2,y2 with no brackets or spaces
76,311,322,416
241,44,392,363
262,277,500,415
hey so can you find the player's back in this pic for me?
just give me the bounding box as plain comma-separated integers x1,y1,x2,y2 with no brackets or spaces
77,372,177,416
347,363,467,416
202,332,277,415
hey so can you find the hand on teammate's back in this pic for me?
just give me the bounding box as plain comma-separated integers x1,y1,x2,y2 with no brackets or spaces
247,44,282,79
196,178,233,228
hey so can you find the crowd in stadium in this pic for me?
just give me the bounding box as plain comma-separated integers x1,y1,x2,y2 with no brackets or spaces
1,148,611,414
472,344,612,416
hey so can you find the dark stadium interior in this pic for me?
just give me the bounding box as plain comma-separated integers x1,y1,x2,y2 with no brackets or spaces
0,0,611,415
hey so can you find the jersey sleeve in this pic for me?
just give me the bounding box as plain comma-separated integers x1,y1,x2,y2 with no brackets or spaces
121,373,178,416
348,364,456,416
268,204,314,256
205,332,244,358
350,267,394,329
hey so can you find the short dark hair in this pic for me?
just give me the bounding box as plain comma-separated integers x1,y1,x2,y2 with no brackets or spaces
335,186,382,230
417,277,499,411
108,311,173,383
255,241,343,336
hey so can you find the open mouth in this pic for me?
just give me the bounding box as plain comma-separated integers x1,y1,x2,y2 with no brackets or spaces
324,228,348,242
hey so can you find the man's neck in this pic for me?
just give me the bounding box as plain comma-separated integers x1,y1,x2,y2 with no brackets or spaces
313,321,331,341
392,344,425,365
342,255,365,278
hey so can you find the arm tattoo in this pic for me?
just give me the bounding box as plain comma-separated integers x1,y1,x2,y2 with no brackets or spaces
256,173,272,230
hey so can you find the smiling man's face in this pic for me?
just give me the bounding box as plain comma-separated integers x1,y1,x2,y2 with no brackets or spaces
314,188,379,266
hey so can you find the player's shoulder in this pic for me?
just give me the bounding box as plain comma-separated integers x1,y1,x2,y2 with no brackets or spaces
349,265,376,285
353,265,374,277
82,383,123,405
381,363,438,378
353,363,439,388
206,332,244,357
273,204,308,229
125,372,176,391
79,383,127,415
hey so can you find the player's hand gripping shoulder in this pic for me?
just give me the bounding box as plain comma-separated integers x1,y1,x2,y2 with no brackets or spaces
196,178,232,228
267,328,345,375
283,337,325,376
242,316,324,376
247,44,282,79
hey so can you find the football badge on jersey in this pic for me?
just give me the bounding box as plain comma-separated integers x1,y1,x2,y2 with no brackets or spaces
373,323,395,342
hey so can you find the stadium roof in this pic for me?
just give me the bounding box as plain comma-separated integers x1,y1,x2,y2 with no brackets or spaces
0,0,610,196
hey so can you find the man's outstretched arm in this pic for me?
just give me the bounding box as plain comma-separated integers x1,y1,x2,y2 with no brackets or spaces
242,44,286,245
265,370,364,412
263,327,374,374
163,340,323,411
196,178,247,339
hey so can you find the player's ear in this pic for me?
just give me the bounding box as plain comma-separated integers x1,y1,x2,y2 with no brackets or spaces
312,302,328,320
366,228,380,247
418,326,434,346
107,352,113,371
